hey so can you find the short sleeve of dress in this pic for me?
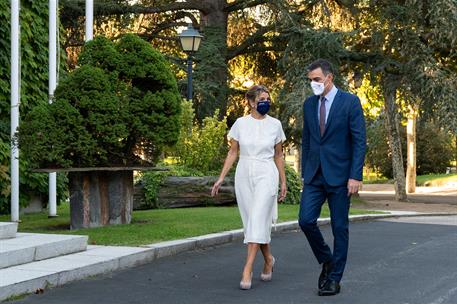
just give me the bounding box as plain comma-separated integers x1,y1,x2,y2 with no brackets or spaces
228,119,240,141
275,121,286,144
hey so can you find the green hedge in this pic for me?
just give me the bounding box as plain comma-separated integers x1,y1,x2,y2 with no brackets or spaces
283,164,302,205
0,1,68,214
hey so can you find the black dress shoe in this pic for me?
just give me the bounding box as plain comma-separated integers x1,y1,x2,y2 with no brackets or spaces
318,261,332,289
318,280,341,296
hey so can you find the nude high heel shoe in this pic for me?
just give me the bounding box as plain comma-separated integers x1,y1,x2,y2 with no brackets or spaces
260,256,275,282
239,272,253,290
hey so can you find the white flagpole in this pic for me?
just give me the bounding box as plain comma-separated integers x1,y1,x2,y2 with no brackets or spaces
85,0,93,41
48,0,58,217
10,0,20,222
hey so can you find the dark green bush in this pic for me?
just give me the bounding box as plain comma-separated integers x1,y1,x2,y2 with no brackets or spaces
283,164,302,205
0,139,68,214
18,99,96,168
170,100,228,174
140,171,169,209
18,34,181,168
366,117,454,178
416,121,454,175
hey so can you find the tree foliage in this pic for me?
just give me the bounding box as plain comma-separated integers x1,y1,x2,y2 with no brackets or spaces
18,34,181,168
366,117,454,178
59,0,291,122
171,100,228,174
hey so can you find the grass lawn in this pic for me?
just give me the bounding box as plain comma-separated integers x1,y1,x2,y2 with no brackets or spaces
363,172,390,184
0,197,379,247
415,173,457,186
363,173,457,186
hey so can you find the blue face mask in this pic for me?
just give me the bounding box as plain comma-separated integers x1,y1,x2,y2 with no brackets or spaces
257,100,270,115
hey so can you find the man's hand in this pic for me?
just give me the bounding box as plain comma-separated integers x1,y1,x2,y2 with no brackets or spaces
347,179,362,196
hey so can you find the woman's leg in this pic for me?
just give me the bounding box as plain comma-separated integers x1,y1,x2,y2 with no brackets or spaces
242,243,259,282
260,244,274,274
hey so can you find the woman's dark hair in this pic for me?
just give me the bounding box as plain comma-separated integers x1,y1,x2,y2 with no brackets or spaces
245,85,269,106
307,59,334,76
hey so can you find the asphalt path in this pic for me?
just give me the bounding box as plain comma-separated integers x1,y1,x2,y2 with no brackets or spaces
359,184,457,205
13,216,457,304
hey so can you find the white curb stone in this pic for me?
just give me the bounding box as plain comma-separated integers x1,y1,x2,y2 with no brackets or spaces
144,239,196,259
190,232,233,248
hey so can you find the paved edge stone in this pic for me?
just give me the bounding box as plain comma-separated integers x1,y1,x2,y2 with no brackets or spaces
144,239,197,259
190,232,233,248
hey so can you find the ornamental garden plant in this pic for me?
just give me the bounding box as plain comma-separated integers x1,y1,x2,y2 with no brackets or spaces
19,34,181,169
17,34,181,229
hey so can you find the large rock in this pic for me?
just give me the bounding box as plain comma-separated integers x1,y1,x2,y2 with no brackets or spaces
134,176,235,209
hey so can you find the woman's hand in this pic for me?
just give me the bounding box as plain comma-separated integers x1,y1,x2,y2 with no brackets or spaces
278,182,287,202
211,178,224,197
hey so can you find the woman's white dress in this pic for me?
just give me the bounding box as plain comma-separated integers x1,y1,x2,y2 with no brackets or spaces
228,114,286,244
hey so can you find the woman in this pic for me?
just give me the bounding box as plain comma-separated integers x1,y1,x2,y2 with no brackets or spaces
211,85,287,290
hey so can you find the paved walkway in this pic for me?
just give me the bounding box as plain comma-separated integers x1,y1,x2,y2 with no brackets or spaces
360,184,457,205
12,215,457,304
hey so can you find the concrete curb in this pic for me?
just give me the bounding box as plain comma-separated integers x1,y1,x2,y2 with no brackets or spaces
1,211,455,302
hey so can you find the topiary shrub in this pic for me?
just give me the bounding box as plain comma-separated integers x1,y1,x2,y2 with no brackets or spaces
18,34,181,168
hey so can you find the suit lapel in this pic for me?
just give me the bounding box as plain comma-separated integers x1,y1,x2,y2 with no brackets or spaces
311,95,320,137
322,90,342,138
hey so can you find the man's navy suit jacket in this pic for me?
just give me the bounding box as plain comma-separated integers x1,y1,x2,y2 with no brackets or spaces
301,90,367,187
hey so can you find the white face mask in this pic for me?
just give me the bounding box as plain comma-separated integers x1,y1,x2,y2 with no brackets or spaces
310,80,325,96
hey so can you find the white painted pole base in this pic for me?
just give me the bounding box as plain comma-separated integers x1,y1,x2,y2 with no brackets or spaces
48,173,58,217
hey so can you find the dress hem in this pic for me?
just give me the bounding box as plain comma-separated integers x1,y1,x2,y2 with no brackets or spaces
243,238,271,244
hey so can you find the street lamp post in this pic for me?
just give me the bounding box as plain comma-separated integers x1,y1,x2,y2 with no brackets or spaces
178,24,203,101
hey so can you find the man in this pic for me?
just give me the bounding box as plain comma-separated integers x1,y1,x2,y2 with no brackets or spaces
299,59,366,296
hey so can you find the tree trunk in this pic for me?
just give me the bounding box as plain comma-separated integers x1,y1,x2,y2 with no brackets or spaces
194,0,229,120
382,78,407,201
406,108,417,193
69,171,133,229
294,145,301,174
133,176,235,209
